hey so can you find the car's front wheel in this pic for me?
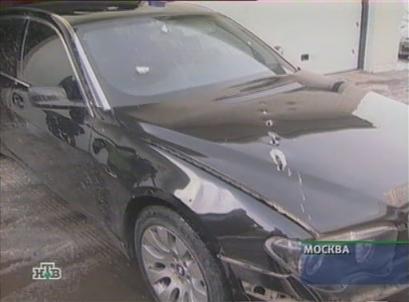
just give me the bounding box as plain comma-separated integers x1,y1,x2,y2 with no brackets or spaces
134,206,229,302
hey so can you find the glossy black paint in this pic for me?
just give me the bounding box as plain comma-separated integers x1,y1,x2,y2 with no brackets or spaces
0,3,408,301
114,71,408,234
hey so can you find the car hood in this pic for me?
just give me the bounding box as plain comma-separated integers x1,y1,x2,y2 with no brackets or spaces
115,71,408,234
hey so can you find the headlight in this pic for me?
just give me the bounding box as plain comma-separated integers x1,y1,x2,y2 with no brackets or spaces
264,236,325,276
264,236,304,274
264,224,398,276
326,225,398,265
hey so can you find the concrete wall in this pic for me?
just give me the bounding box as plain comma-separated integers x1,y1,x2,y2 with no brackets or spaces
364,1,406,72
185,0,406,73
192,1,362,74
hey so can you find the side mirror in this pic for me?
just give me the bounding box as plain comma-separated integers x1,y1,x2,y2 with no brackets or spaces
29,86,68,105
29,86,84,108
59,76,82,101
29,76,83,107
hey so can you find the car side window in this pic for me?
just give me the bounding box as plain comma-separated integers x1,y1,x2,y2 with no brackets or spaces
0,18,26,77
21,21,83,102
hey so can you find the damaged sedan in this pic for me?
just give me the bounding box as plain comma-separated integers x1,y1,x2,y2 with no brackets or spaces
0,2,408,302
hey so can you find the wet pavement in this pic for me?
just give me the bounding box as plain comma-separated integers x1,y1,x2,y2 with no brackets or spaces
1,64,409,301
0,156,151,302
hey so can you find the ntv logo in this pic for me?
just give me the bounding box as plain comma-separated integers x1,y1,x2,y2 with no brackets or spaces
32,262,62,280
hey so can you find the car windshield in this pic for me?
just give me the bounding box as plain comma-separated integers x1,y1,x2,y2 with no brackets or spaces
78,13,296,106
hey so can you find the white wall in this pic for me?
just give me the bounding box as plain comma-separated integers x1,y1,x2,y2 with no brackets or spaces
364,1,405,72
186,0,406,73
190,0,362,74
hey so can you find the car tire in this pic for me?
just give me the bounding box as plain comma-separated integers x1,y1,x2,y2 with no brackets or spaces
134,206,230,302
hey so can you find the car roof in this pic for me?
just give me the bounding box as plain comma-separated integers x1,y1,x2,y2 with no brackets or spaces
5,1,215,27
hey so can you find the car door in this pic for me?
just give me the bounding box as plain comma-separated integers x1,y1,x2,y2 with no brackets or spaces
2,18,100,218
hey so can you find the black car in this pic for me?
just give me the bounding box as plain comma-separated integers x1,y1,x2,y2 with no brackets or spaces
0,2,408,302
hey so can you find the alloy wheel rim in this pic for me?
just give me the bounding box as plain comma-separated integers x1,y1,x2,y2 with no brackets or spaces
141,225,208,302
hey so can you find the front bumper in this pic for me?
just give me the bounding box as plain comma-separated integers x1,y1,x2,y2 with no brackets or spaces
221,220,409,302
221,254,409,301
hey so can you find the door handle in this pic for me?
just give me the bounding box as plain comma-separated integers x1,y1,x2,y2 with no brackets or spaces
12,93,24,109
